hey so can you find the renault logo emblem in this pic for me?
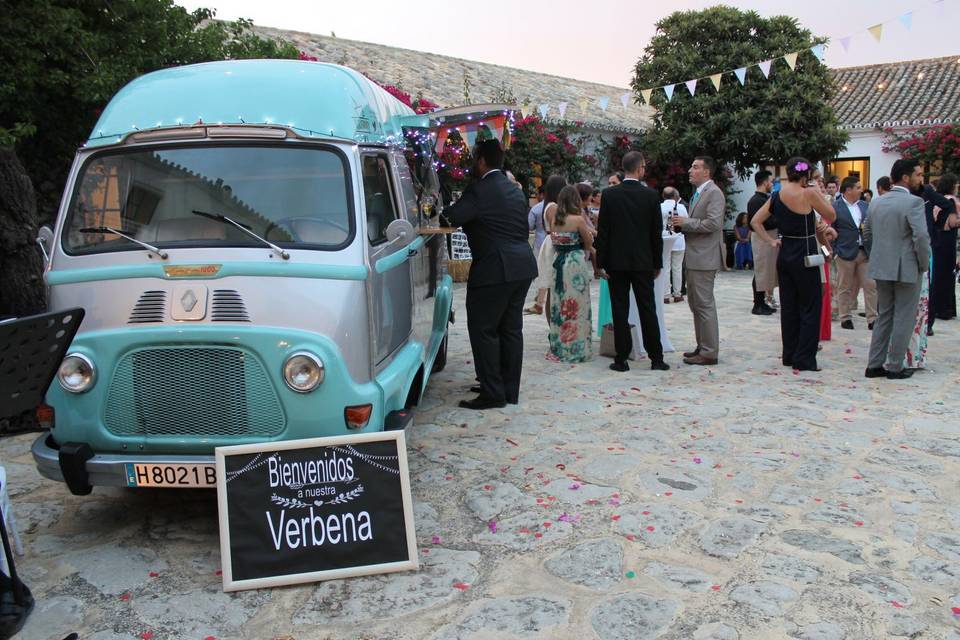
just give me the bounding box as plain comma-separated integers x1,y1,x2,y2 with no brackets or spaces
181,289,198,312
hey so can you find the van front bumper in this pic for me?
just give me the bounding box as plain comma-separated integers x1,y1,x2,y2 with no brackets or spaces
32,434,215,492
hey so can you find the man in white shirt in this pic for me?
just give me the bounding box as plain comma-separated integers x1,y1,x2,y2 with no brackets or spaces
660,187,688,303
833,176,877,330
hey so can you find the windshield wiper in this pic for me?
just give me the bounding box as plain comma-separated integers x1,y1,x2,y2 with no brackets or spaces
80,226,168,260
192,209,290,260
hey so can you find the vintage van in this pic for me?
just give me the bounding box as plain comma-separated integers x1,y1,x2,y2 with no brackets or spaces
31,60,453,495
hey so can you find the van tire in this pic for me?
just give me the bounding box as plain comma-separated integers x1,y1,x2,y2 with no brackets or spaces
432,333,448,373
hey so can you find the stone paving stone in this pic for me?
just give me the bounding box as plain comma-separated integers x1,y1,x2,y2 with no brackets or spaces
472,511,573,550
879,474,938,501
644,561,713,592
769,484,813,506
729,581,799,616
925,531,960,561
789,621,847,639
637,468,712,501
464,481,534,520
865,448,943,475
614,503,702,548
795,458,843,482
908,554,960,586
886,613,927,637
544,538,622,588
431,596,570,640
848,572,914,605
781,530,865,565
67,545,168,596
910,436,960,458
760,554,822,584
294,548,480,625
539,478,620,506
692,623,740,639
583,454,637,481
132,588,256,637
699,517,765,559
893,522,918,544
20,595,83,640
803,502,866,527
590,592,680,639
890,500,921,516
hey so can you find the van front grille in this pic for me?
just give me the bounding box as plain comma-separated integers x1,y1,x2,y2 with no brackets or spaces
128,291,167,324
103,345,285,438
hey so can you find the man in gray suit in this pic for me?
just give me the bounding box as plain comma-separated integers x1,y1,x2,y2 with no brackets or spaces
671,156,725,365
864,159,930,380
833,176,877,330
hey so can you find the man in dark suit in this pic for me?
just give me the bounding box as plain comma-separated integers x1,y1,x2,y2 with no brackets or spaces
833,176,877,330
595,151,669,372
747,170,776,316
445,140,537,409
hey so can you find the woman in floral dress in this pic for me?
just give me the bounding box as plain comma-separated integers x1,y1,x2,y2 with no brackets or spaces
548,186,597,362
903,254,932,369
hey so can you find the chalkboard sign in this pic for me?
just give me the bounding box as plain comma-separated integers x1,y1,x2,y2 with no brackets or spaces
215,431,418,592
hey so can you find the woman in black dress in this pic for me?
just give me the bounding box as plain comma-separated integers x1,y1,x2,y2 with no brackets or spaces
928,173,959,327
751,158,836,371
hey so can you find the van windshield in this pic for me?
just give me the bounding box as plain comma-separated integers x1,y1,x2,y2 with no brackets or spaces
63,144,352,254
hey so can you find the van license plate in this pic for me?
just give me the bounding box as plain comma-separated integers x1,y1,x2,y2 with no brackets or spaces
125,463,217,488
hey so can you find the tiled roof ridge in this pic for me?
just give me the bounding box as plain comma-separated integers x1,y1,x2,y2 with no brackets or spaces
831,54,960,74
255,25,633,93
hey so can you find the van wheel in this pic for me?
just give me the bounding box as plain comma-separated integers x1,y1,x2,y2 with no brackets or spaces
432,333,448,373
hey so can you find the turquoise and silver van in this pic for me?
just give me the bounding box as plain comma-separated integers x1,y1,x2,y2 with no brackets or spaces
32,60,453,494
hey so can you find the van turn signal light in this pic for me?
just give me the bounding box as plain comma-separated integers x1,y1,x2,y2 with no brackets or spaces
344,404,373,430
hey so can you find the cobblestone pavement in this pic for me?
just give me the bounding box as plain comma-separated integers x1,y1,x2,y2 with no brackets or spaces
10,271,960,640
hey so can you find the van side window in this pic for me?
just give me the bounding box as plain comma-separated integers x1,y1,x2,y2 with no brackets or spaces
362,155,397,244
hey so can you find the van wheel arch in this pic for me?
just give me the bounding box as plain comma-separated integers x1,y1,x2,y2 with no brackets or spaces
404,365,425,409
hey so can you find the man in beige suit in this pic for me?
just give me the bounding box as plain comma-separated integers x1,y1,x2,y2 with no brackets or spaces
671,156,724,365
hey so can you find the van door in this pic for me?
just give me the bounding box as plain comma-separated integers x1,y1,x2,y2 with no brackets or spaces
362,153,413,366
390,149,432,350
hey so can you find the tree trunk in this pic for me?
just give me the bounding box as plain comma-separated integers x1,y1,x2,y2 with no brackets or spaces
0,147,46,318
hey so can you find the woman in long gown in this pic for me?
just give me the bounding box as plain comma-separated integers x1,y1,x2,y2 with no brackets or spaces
751,157,836,371
526,175,567,316
903,253,932,369
547,186,597,362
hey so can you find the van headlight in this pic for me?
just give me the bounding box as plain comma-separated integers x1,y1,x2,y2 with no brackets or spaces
58,354,96,393
283,352,324,393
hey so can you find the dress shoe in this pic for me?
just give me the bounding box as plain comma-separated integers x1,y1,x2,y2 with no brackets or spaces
682,347,701,358
650,361,670,371
841,319,854,330
858,312,866,317
886,368,915,380
609,361,629,372
752,305,773,316
864,367,887,378
673,295,685,303
926,327,934,337
458,396,507,410
762,302,776,313
683,355,718,366
663,297,672,304
868,322,874,330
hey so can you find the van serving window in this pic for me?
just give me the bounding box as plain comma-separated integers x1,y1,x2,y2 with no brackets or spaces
63,144,353,255
362,155,398,245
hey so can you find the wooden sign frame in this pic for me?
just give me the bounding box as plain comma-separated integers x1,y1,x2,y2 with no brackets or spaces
215,430,418,592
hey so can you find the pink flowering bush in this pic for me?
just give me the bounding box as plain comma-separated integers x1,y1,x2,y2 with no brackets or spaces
883,124,960,175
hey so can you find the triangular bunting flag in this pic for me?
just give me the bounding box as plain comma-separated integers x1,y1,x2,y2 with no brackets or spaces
521,103,532,118
868,24,883,42
538,104,549,118
557,101,568,118
640,88,653,105
839,36,852,52
810,44,825,63
598,96,609,111
663,85,675,102
899,12,913,30
709,73,722,91
578,98,589,113
784,52,798,71
685,79,698,96
734,67,747,85
758,60,772,79
620,93,630,108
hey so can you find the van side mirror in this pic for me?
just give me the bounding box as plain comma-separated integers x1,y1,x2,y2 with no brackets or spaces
36,226,54,264
385,218,415,247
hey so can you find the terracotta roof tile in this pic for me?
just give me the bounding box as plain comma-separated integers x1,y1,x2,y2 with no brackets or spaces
253,27,652,133
830,55,960,130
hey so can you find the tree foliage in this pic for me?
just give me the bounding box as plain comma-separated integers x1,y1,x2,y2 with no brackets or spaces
505,116,596,193
631,7,848,182
0,0,298,221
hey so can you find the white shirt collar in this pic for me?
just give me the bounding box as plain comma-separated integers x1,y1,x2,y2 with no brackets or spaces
696,180,713,194
482,169,502,179
891,185,910,193
622,177,640,182
843,197,860,208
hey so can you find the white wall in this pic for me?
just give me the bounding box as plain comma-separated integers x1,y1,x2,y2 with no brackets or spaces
729,129,900,216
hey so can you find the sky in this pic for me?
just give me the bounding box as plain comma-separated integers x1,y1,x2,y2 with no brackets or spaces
176,0,960,87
